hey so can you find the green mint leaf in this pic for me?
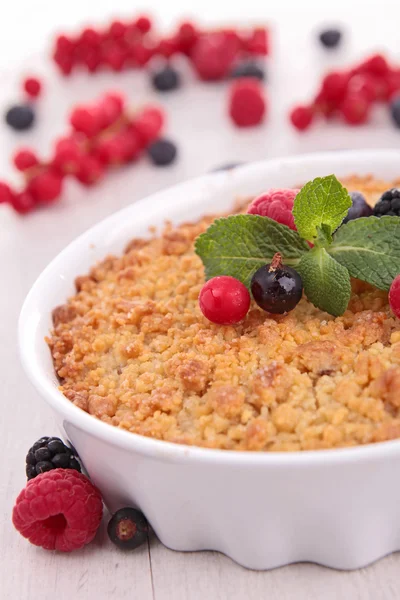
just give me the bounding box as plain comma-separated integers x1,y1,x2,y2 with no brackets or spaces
293,175,352,242
316,224,333,247
195,215,310,288
329,215,400,290
297,247,351,316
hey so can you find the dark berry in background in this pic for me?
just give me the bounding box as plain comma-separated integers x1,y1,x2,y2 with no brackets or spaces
26,436,81,479
108,508,149,550
373,188,400,217
390,96,400,128
251,258,303,314
147,139,177,166
152,65,181,92
5,104,35,131
319,28,342,49
230,60,265,81
343,191,373,223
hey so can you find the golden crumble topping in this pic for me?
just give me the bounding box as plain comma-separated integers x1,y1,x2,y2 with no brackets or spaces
47,175,400,451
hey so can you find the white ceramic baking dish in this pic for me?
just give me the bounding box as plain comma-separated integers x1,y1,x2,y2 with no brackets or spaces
19,150,400,570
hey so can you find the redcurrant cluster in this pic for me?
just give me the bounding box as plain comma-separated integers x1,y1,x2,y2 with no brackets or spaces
52,16,268,79
290,53,400,130
0,92,165,214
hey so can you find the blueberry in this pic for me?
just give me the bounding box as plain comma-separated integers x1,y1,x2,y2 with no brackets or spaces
251,254,303,314
390,97,400,128
108,508,149,550
5,104,35,131
343,191,373,223
147,139,177,166
152,66,181,92
230,61,265,81
319,28,342,49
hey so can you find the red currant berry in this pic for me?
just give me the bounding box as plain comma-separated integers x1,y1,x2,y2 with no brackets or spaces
157,37,179,59
11,190,37,214
290,105,314,131
199,276,251,325
356,54,389,77
389,275,400,318
13,148,39,171
80,28,101,46
134,16,152,34
191,33,237,81
130,42,153,67
28,170,64,204
133,106,165,144
0,181,15,204
229,79,266,127
108,20,127,40
52,137,82,173
98,92,125,128
75,155,104,186
340,92,371,125
55,34,75,54
176,22,199,54
70,106,102,137
245,28,269,56
23,77,42,99
321,71,350,103
102,43,126,71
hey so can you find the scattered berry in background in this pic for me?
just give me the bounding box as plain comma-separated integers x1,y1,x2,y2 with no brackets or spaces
152,65,181,92
25,436,81,480
389,274,400,319
0,92,172,214
108,508,149,550
343,191,373,222
389,95,400,128
247,188,299,230
147,138,177,166
23,76,43,99
229,78,266,127
5,104,35,131
289,53,400,130
230,60,265,81
251,253,303,314
12,469,103,551
199,276,251,325
319,28,342,49
373,188,400,217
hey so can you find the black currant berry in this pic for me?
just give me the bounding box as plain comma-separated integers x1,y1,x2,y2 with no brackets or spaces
318,28,342,49
251,253,303,314
5,104,35,131
147,139,177,166
107,508,149,551
152,66,181,92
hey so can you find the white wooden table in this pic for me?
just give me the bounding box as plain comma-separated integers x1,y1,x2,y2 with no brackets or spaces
2,3,400,598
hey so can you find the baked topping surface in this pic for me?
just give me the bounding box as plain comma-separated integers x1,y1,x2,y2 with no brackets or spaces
47,175,400,451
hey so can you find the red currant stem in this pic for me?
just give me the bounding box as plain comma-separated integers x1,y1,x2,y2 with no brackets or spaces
269,253,283,272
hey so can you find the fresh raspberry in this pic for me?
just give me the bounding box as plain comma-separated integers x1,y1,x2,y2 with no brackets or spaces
133,106,165,144
199,276,251,325
229,79,266,127
11,190,37,214
52,137,82,174
75,155,105,186
320,71,350,103
245,28,269,56
82,48,101,73
70,105,103,137
290,105,314,130
79,27,101,46
247,188,300,230
28,170,64,204
340,92,371,125
23,77,42,99
13,148,39,171
389,275,400,319
135,15,152,34
191,33,237,81
0,181,15,204
12,469,103,551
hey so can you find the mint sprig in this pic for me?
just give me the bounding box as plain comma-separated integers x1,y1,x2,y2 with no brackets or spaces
195,174,400,316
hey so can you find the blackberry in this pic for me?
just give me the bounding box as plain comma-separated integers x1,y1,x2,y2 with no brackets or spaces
151,66,181,92
5,104,35,131
251,253,303,314
390,97,400,128
108,508,149,550
373,189,400,217
343,191,373,223
25,436,81,480
230,61,265,81
319,28,342,49
147,139,177,166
